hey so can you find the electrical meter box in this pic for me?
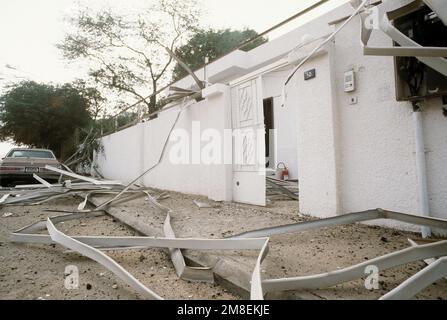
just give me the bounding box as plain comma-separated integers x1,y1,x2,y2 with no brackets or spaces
394,4,447,101
344,70,355,92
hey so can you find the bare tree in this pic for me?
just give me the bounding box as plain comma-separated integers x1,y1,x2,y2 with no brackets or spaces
58,0,201,114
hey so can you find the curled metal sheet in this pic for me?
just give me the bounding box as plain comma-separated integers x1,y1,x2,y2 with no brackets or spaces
262,240,447,292
11,209,268,299
163,211,214,282
251,239,270,300
11,214,267,251
380,256,447,300
231,209,447,299
408,238,447,275
0,194,10,204
359,1,447,76
45,165,122,186
144,191,214,282
46,217,163,300
231,209,447,238
32,174,53,189
9,183,447,300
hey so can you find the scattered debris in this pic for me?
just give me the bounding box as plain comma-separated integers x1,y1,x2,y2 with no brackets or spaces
266,177,298,201
5,160,447,300
0,194,10,204
408,238,447,281
2,212,14,218
193,200,220,209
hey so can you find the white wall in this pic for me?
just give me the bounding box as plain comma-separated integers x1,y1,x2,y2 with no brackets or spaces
96,124,144,184
333,15,419,215
287,47,341,218
96,85,233,202
424,99,447,235
285,3,447,234
97,1,447,234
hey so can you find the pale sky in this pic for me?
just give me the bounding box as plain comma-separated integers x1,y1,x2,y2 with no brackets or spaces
0,0,347,87
0,0,347,153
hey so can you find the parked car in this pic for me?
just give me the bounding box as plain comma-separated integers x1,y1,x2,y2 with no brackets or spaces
0,148,62,187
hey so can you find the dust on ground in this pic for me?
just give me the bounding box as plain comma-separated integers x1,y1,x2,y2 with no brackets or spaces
0,196,236,300
93,190,447,300
1,190,446,300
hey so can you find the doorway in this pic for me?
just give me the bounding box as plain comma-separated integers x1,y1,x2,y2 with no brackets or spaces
263,96,299,202
263,97,275,169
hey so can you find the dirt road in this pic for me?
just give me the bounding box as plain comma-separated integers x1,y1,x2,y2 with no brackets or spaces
0,196,236,300
1,190,446,300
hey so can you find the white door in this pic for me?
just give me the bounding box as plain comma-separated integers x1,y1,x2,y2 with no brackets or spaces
231,77,266,206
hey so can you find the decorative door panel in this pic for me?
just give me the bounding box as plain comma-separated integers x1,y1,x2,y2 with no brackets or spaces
231,78,266,206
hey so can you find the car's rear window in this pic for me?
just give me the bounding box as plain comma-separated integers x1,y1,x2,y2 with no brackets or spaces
7,150,55,159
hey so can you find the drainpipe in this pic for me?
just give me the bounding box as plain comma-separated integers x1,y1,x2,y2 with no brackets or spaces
412,102,431,238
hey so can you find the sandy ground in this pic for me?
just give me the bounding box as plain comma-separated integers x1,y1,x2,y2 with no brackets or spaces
0,196,236,300
91,190,447,300
1,190,446,300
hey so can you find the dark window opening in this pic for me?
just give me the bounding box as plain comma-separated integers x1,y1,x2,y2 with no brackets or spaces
263,97,274,168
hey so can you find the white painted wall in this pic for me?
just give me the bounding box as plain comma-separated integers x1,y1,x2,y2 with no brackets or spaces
333,14,419,216
96,124,144,184
283,3,447,234
423,99,447,235
97,1,447,234
333,11,447,234
287,47,341,218
96,85,233,202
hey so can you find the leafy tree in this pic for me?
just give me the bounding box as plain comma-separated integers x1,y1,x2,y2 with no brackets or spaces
94,112,139,135
72,79,106,121
0,81,92,159
58,0,201,115
172,28,267,81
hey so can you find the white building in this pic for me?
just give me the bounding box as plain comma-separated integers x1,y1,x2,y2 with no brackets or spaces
96,0,447,235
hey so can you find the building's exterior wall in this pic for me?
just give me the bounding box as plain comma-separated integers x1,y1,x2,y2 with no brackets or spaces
96,1,447,233
96,86,233,202
286,47,341,218
97,123,144,184
284,4,447,233
333,14,420,223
